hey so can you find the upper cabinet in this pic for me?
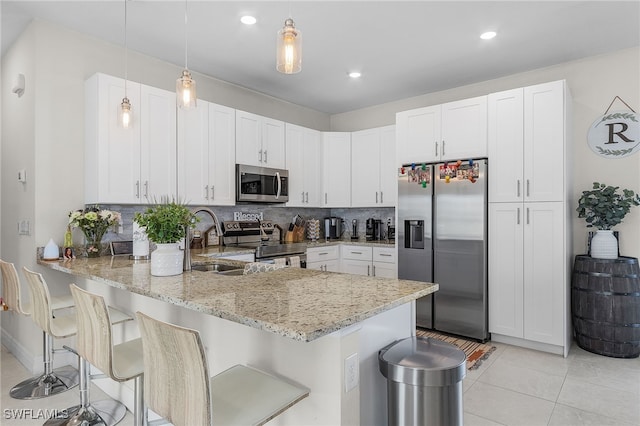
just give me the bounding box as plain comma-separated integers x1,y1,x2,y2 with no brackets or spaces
235,110,285,169
322,132,351,207
285,124,322,207
177,101,235,206
396,96,487,165
85,73,176,204
351,125,396,207
488,80,567,202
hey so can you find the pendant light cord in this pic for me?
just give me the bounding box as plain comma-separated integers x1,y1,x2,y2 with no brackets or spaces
124,0,128,96
184,0,188,69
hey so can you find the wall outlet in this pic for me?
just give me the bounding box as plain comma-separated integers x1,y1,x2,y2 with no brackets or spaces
344,352,359,393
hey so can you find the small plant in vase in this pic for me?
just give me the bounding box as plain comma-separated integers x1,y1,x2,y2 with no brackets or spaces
134,198,197,276
576,182,640,259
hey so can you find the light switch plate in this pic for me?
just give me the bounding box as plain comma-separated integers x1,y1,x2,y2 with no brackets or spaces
344,353,359,392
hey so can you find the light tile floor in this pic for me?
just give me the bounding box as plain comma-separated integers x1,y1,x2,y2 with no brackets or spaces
2,341,639,425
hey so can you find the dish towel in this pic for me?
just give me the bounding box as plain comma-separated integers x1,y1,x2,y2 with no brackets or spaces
289,256,300,268
274,258,287,266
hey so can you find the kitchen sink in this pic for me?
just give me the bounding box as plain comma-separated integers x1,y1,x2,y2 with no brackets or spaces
191,263,245,274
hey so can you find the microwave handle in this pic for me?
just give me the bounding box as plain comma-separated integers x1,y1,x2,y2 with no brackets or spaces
275,171,281,199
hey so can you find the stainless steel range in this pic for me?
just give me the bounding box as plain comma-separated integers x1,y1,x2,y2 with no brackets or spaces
221,220,307,267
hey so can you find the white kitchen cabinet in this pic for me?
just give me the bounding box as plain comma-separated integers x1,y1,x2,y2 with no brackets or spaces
322,132,351,207
285,124,322,207
488,80,567,202
351,125,396,207
395,96,487,166
177,101,235,206
85,73,176,204
235,110,285,169
489,202,565,347
307,245,340,272
340,245,397,278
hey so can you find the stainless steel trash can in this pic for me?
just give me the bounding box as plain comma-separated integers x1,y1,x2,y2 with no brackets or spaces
379,336,466,426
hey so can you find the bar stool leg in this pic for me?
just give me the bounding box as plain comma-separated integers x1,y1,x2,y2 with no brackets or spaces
133,375,147,426
45,357,126,426
10,332,79,399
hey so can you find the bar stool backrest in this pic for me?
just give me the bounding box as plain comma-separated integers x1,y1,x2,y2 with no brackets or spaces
69,284,117,380
136,311,212,426
0,259,30,316
22,267,56,335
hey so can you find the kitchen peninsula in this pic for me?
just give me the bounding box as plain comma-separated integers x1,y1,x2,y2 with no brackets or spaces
38,255,437,425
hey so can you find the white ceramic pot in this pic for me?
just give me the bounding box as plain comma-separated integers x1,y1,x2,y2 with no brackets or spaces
150,243,183,276
590,230,618,259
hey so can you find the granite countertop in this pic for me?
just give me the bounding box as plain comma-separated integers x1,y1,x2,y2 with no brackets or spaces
38,255,435,342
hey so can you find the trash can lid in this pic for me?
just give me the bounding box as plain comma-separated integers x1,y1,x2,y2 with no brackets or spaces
379,336,466,386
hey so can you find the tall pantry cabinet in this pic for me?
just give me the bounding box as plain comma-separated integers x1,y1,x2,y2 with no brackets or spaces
487,80,572,356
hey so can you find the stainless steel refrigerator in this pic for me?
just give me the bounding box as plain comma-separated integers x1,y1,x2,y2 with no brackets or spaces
398,159,488,341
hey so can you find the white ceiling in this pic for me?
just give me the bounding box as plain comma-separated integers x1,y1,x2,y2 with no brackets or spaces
2,1,639,114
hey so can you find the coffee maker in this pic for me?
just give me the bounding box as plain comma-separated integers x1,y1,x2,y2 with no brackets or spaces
366,218,383,241
324,217,344,240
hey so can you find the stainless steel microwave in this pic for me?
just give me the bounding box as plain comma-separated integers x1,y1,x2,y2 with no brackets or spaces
236,164,289,203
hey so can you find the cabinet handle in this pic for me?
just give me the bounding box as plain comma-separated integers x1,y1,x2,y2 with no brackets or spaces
325,193,328,204
367,265,370,276
380,253,392,257
305,192,309,203
302,191,305,203
380,191,383,204
135,180,140,198
211,185,214,200
351,251,362,255
376,192,379,203
526,207,530,225
442,140,445,157
205,185,209,200
517,180,521,198
319,252,328,256
373,265,376,276
435,141,438,157
517,207,520,225
259,149,263,162
264,150,268,163
144,181,149,198
527,179,530,197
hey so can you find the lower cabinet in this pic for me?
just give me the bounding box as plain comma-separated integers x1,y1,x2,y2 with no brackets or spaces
489,201,568,353
307,246,340,272
340,245,397,278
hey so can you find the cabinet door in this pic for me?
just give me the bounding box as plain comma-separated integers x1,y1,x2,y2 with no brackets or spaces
341,259,372,276
524,81,565,202
488,203,524,338
208,103,236,205
523,202,564,345
373,262,397,278
396,105,440,165
285,124,306,207
140,85,177,201
178,102,210,205
441,96,488,161
488,88,524,202
303,128,322,206
351,128,380,207
262,117,285,169
87,73,142,204
379,125,397,207
322,132,351,207
235,110,262,166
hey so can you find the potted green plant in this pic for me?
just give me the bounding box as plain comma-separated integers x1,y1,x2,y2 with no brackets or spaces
134,198,196,276
576,182,640,259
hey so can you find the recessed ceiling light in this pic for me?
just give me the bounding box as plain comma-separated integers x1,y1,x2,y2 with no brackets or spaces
349,72,362,79
480,31,497,40
241,15,257,25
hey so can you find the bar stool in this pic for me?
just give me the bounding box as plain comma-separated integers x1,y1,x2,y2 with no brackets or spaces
0,259,79,399
136,311,310,426
48,284,145,426
21,268,131,426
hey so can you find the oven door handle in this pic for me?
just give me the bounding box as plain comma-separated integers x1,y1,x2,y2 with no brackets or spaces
275,171,281,199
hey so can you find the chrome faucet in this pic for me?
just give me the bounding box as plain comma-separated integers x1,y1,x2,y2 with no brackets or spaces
183,207,223,272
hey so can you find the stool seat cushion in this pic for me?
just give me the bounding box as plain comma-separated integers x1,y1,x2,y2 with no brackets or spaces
112,338,144,382
211,364,309,426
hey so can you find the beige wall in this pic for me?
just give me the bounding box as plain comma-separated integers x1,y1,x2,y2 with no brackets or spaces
331,47,640,261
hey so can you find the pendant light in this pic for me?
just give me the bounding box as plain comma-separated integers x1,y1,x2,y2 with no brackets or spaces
276,16,301,74
119,0,132,128
177,0,196,108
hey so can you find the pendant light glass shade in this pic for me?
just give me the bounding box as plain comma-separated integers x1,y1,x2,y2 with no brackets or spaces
277,18,301,74
177,69,197,109
120,97,132,128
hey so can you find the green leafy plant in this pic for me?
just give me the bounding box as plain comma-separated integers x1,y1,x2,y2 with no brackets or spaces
134,198,197,244
576,182,640,230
